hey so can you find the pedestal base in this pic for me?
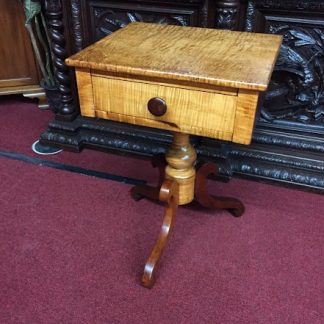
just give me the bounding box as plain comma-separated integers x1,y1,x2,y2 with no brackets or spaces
131,133,244,288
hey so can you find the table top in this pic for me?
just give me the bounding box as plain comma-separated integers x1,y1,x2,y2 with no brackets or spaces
66,22,282,91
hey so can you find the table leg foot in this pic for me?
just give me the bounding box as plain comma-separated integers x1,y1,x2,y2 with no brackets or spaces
142,179,179,288
151,153,167,185
131,185,160,201
195,163,245,217
130,154,166,202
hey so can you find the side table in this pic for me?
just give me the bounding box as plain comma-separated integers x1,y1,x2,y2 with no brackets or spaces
66,22,282,288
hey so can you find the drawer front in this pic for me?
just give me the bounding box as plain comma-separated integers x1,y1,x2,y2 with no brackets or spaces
91,76,237,141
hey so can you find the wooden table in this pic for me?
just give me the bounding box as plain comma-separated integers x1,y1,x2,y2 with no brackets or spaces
66,22,282,288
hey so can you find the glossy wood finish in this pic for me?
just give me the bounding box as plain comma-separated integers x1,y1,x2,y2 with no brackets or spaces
131,134,197,206
74,68,96,117
131,132,245,287
67,22,282,91
132,153,245,219
147,97,167,117
132,152,245,287
195,163,244,217
90,75,237,141
67,21,280,287
233,89,260,145
0,0,40,93
165,133,196,205
141,179,178,288
130,154,166,202
68,23,281,145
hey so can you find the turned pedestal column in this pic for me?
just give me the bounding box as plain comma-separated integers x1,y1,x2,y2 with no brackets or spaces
165,132,196,205
136,132,245,287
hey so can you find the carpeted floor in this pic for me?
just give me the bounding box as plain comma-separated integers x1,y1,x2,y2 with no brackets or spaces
0,95,157,183
0,96,323,323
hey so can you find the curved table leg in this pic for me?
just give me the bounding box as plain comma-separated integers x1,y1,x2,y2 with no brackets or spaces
195,163,245,217
142,179,179,288
130,154,166,202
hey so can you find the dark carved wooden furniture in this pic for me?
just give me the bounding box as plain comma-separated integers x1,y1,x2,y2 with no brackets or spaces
0,0,45,106
40,0,324,191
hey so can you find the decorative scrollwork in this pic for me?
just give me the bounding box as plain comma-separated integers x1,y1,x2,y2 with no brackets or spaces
215,0,240,30
43,0,61,12
245,1,256,32
71,0,83,52
44,0,75,117
262,25,324,125
255,0,324,11
94,9,189,40
200,0,210,28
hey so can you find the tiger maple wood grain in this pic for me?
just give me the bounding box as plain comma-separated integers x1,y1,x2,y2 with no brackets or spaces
75,68,96,117
232,89,260,144
165,133,196,205
91,75,237,141
66,22,282,91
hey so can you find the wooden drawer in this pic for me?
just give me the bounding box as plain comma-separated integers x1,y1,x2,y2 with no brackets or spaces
75,68,260,145
91,75,237,141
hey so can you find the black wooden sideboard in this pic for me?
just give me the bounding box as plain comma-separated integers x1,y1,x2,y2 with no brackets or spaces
40,0,324,190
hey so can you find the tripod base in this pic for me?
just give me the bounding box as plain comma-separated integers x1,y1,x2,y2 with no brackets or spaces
131,137,244,288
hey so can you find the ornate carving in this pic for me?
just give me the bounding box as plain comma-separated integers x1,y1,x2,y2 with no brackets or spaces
44,0,76,118
93,9,190,40
40,116,324,190
255,0,324,11
71,0,83,52
200,0,210,28
43,0,61,12
40,116,172,153
229,135,324,188
215,0,240,30
230,158,324,188
262,25,324,125
252,129,324,153
245,1,256,32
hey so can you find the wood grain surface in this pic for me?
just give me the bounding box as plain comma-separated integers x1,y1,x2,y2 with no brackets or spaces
232,89,260,144
0,0,40,88
165,133,196,205
66,22,282,91
91,75,237,141
75,68,96,117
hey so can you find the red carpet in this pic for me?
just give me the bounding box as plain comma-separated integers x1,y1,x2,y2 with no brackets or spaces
0,95,157,183
0,96,323,323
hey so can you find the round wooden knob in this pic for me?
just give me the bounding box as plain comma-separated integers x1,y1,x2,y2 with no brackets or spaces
147,97,167,116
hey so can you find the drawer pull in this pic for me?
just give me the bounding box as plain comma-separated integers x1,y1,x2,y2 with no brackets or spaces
147,97,167,117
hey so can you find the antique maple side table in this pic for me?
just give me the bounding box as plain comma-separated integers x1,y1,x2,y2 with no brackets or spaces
66,22,282,288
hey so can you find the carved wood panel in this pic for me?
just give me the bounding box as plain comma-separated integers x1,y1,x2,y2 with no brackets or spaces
215,0,240,30
254,0,324,11
263,22,324,126
84,1,200,43
247,1,324,130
